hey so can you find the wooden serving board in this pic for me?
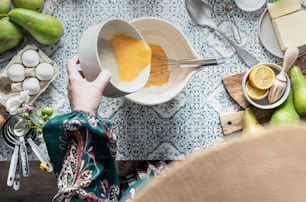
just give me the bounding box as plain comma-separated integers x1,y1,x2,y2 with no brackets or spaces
220,110,274,135
220,56,306,135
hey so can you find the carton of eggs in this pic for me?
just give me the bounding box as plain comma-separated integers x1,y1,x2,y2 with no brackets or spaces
0,44,59,106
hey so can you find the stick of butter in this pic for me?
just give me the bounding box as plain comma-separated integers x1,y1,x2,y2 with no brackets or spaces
268,0,301,19
272,10,306,50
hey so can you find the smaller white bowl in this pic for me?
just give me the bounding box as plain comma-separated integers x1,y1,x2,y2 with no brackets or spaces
235,0,266,12
79,19,151,98
242,63,290,110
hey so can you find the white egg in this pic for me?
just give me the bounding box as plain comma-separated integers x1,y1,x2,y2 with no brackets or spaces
21,49,40,67
7,64,26,82
22,77,41,95
35,63,55,81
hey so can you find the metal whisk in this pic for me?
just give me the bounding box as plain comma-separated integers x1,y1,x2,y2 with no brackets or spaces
152,56,225,67
148,55,226,82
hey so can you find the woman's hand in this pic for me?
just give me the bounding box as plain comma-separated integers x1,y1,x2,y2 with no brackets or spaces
66,56,111,115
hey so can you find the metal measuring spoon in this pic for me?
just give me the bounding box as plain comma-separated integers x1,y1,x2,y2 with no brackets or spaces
27,138,54,172
225,4,242,44
13,158,21,191
13,120,29,177
7,143,19,187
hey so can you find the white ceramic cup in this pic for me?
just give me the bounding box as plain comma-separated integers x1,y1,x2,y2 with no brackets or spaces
79,19,151,98
235,0,266,12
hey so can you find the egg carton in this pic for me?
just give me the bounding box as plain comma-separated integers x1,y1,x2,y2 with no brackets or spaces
0,44,59,106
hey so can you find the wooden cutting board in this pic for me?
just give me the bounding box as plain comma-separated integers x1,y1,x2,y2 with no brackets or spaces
220,56,306,135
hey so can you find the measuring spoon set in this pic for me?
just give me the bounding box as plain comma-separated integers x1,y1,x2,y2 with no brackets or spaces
2,115,53,190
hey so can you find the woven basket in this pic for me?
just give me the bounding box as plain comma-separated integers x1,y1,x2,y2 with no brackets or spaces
132,122,306,202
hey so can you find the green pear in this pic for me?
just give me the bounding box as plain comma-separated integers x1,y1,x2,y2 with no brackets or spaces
270,88,300,124
242,108,265,136
0,17,23,54
0,0,10,19
290,66,306,118
8,8,64,45
13,0,44,12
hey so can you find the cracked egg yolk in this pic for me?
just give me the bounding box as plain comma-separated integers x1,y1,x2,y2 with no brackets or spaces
111,34,151,82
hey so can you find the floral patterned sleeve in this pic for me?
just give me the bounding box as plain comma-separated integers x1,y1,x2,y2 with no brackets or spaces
42,111,120,202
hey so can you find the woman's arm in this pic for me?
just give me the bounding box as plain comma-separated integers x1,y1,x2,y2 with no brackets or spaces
43,56,119,202
66,56,111,115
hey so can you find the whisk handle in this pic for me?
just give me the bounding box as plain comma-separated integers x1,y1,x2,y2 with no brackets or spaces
179,58,225,68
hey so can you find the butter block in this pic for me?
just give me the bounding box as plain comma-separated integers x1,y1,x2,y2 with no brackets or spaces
268,0,301,19
272,10,306,50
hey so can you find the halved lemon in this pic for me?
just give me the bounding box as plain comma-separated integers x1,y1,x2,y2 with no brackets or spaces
249,65,275,90
246,80,269,101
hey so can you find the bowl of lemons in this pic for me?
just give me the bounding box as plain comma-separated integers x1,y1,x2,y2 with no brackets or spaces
242,63,290,110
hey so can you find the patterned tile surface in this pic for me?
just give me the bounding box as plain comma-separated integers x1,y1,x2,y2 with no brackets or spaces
1,0,304,160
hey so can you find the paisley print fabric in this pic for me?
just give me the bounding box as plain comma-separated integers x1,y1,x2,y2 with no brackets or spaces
43,111,120,202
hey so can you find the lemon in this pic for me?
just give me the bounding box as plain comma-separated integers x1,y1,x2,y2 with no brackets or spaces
249,65,275,90
246,81,269,101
